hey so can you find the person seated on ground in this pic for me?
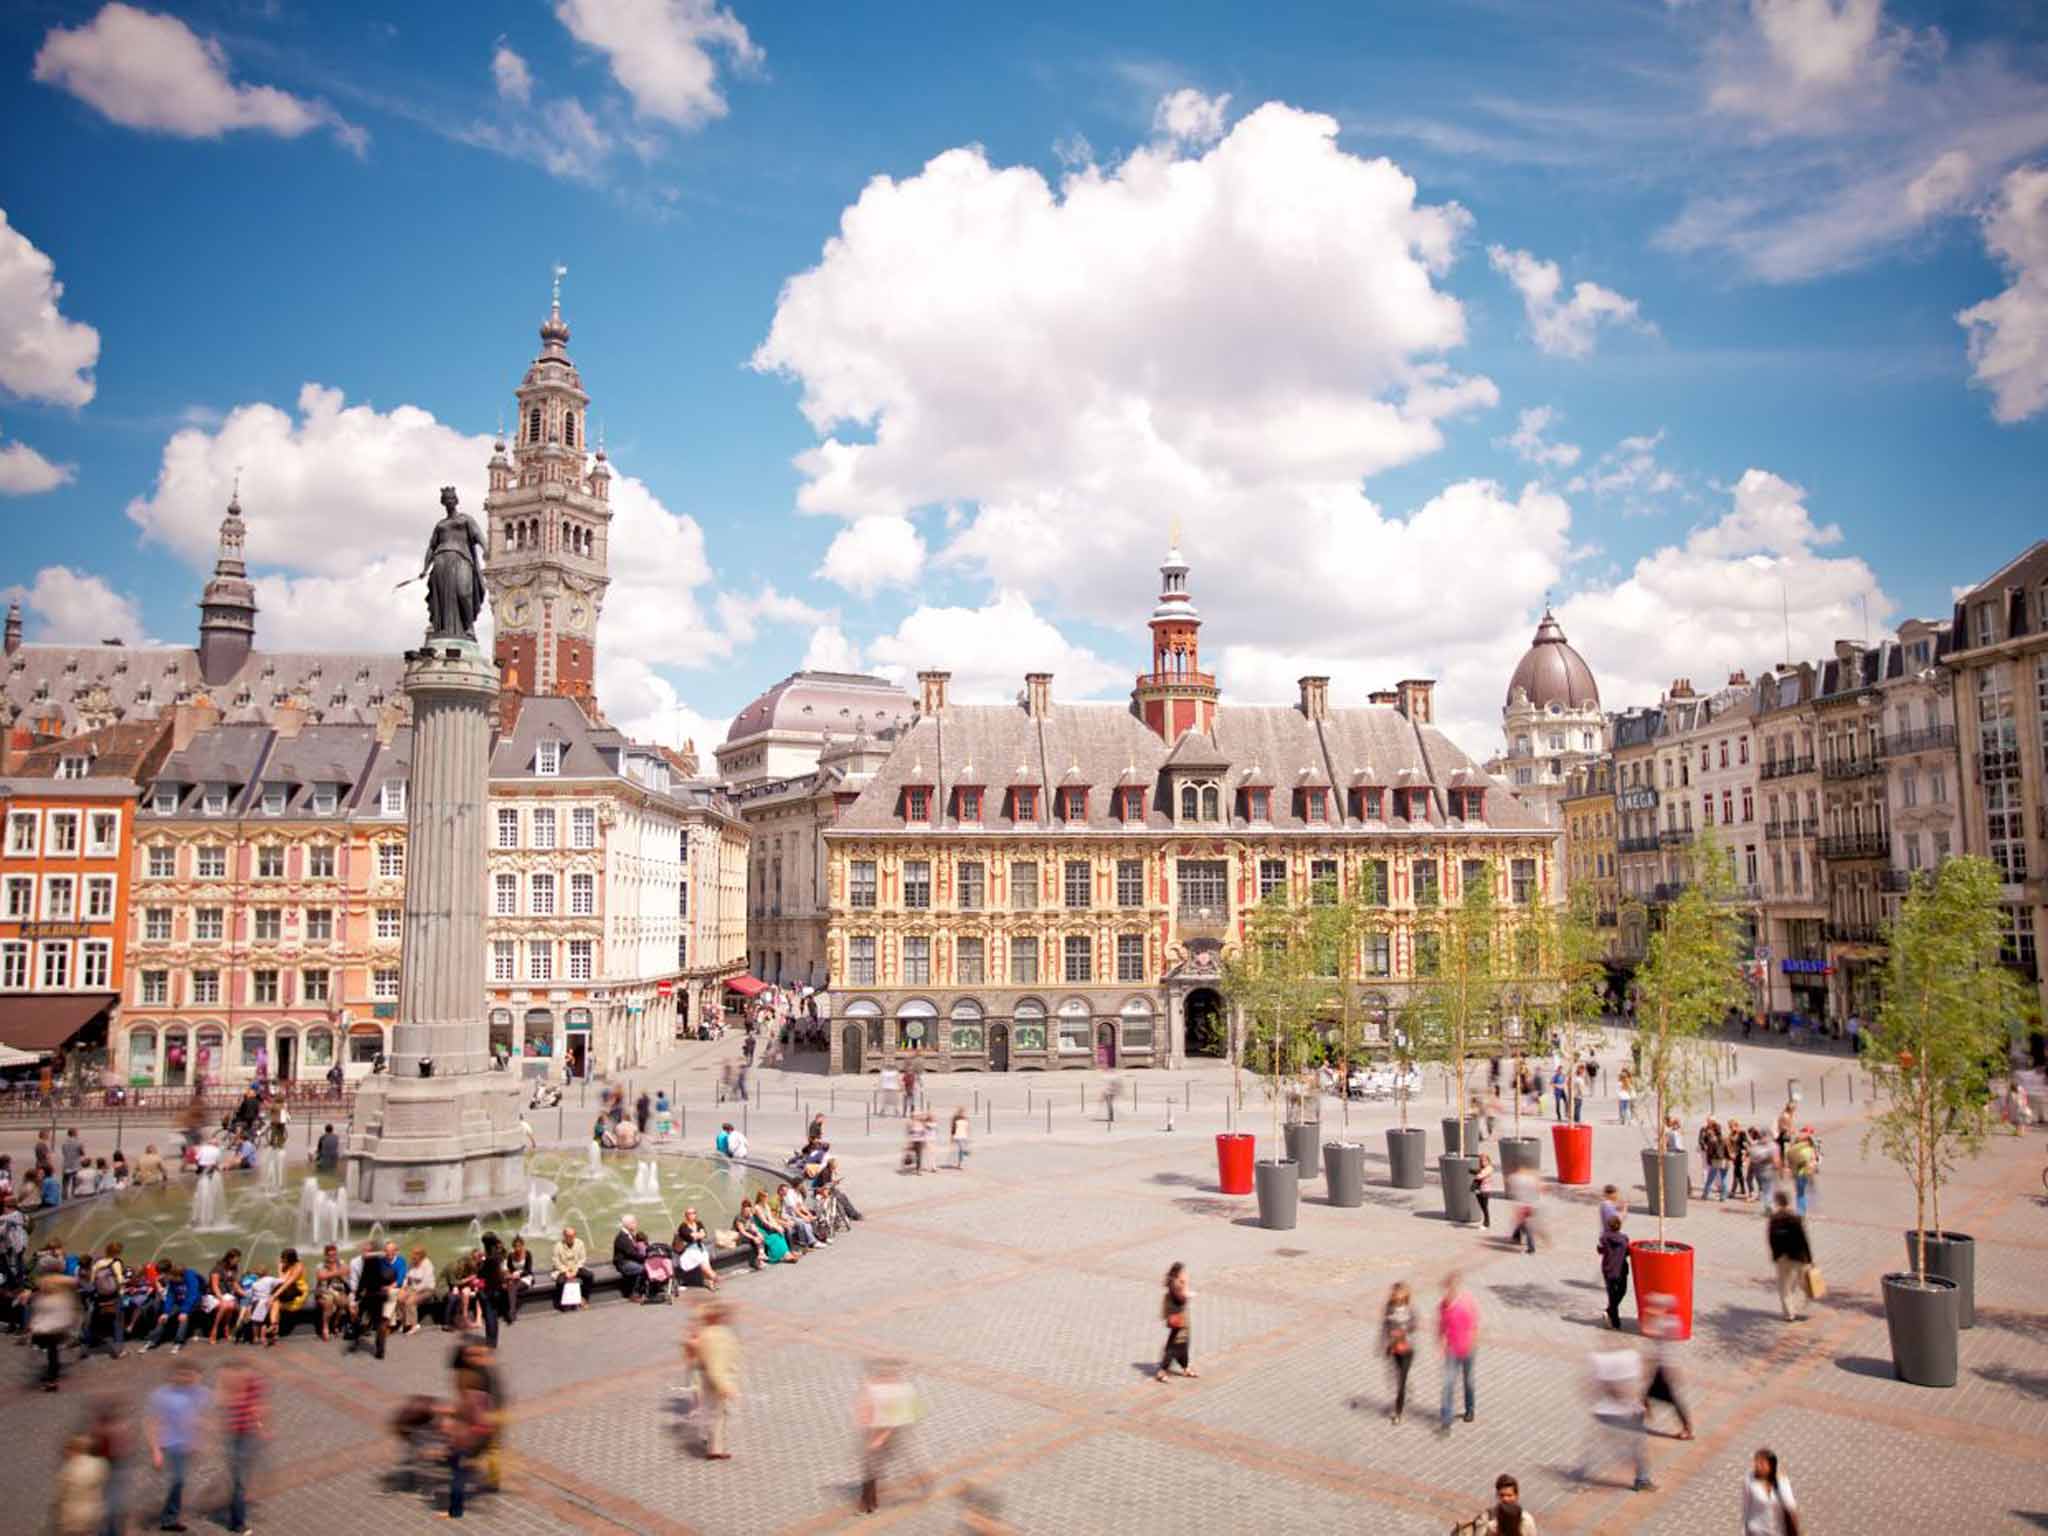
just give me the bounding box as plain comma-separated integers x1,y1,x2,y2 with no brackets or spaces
715,1122,750,1161
230,1130,259,1171
444,1248,483,1330
314,1124,341,1173
271,1248,308,1339
674,1210,719,1292
551,1226,593,1310
207,1249,243,1343
504,1236,534,1318
314,1243,351,1341
752,1197,798,1265
394,1246,434,1333
146,1266,204,1352
109,1152,130,1190
131,1143,166,1186
778,1182,825,1250
613,1119,641,1151
732,1200,767,1270
613,1215,649,1299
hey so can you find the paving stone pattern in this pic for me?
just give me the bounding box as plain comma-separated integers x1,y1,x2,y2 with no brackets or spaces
7,1038,2048,1533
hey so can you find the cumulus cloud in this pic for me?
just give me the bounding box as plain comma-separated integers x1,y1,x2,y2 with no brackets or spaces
1567,430,1684,513
1153,88,1231,145
0,433,76,495
599,653,729,759
800,624,862,673
1555,468,1887,711
5,566,145,645
552,0,760,128
1500,405,1580,470
715,586,826,648
491,41,533,104
1487,245,1648,358
1707,0,1918,133
864,591,1126,706
819,516,926,596
34,3,364,153
0,212,100,409
1958,164,2048,424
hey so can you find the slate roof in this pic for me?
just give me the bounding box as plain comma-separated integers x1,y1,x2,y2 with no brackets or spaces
143,722,411,821
2,642,405,736
722,670,914,746
836,700,1549,835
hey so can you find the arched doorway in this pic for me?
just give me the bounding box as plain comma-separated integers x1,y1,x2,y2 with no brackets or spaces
273,1028,297,1083
842,1023,864,1075
989,1023,1009,1072
1095,1021,1117,1068
1185,988,1227,1057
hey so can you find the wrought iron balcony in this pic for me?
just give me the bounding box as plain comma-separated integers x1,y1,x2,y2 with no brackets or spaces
1879,869,1917,893
1818,831,1888,860
1821,755,1883,782
1760,757,1816,781
1824,922,1884,945
1880,725,1956,758
1659,828,1695,847
1618,836,1662,855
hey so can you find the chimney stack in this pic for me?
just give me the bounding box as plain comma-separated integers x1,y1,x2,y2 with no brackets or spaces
1394,678,1434,724
1368,688,1399,706
917,669,951,717
1023,673,1053,720
171,698,221,754
1297,675,1330,722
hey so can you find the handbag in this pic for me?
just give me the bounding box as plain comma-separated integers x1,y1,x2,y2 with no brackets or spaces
559,1279,583,1308
1802,1264,1826,1300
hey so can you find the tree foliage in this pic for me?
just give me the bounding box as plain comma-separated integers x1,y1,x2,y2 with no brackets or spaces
1220,889,1324,1154
1411,858,1505,1157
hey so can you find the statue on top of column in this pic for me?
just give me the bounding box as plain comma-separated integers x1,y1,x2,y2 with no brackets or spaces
421,486,487,641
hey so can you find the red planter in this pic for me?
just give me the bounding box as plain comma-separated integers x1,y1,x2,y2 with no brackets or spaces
1215,1132,1256,1195
1629,1240,1696,1340
1550,1122,1593,1186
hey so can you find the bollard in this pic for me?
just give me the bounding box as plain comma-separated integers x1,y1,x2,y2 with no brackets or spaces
558,1106,565,1141
1046,1103,1051,1134
680,1105,687,1141
867,1105,872,1137
1185,1081,1191,1109
115,1108,123,1156
743,1101,751,1137
1848,1074,1854,1104
1750,1082,1757,1114
1820,1077,1827,1108
974,1090,980,1114
1710,1084,1716,1115
986,1101,992,1135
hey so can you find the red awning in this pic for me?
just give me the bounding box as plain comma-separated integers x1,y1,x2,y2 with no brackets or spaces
724,975,769,998
0,993,116,1052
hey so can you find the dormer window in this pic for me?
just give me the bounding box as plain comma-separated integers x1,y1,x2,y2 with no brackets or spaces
1396,787,1431,823
152,786,178,815
1243,787,1271,823
536,739,561,777
381,780,407,817
56,755,89,780
902,786,932,823
1010,785,1038,822
956,786,983,822
1350,787,1384,821
1177,780,1221,822
1056,787,1089,823
1117,787,1146,821
202,786,229,816
312,785,338,816
261,786,286,815
1297,787,1329,823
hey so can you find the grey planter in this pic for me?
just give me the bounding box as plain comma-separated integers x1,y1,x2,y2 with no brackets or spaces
1440,1154,1479,1224
1255,1159,1300,1230
1440,1117,1483,1159
1639,1148,1689,1218
1285,1122,1322,1181
1324,1141,1365,1207
1881,1272,1960,1387
1497,1135,1541,1178
1914,1231,1976,1329
1385,1126,1427,1189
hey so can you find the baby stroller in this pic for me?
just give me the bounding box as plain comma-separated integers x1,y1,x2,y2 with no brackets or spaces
641,1244,678,1304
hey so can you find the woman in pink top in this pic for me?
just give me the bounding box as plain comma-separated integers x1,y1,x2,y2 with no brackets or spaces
1437,1272,1479,1432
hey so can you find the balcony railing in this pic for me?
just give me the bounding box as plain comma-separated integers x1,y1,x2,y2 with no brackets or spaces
1825,922,1884,946
1618,836,1662,855
1760,757,1816,781
1651,881,1689,903
1176,903,1231,935
1659,828,1695,847
1820,755,1883,782
1818,831,1888,860
1726,883,1764,903
1879,869,1916,893
1780,946,1825,965
1881,725,1956,758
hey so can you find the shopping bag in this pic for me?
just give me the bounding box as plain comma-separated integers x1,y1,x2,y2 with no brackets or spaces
1803,1264,1826,1300
560,1279,583,1308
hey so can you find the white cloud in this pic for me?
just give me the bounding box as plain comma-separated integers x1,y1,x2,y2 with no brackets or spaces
1153,88,1231,145
552,0,760,128
0,211,100,408
33,3,364,153
1904,148,1972,219
598,653,729,759
800,624,862,673
865,591,1126,706
1567,430,1683,513
1501,405,1580,470
1958,164,2048,424
819,517,926,597
1707,0,1917,133
715,586,826,648
540,98,612,179
491,41,533,105
1555,468,1887,712
1487,245,1648,359
0,433,75,495
4,565,144,644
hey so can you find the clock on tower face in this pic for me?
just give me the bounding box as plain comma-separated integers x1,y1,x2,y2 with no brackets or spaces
567,600,591,633
503,591,531,627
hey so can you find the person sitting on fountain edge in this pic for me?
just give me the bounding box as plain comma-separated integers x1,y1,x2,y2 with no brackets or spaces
315,1124,341,1173
613,1215,649,1301
551,1227,593,1311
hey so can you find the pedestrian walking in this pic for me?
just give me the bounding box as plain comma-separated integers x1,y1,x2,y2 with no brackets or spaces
1640,1298,1694,1439
30,1271,79,1392
351,1238,391,1358
1570,1060,1587,1124
1155,1262,1197,1381
1616,1067,1634,1125
1470,1153,1495,1229
51,1433,107,1536
1728,1117,1751,1199
1436,1272,1479,1432
1743,1447,1800,1535
149,1357,209,1532
635,1092,652,1136
1701,1119,1731,1201
215,1359,267,1535
1751,1129,1779,1210
854,1358,930,1513
1550,1062,1568,1120
688,1303,740,1460
1506,1167,1541,1255
1380,1281,1414,1424
87,1394,135,1536
1579,1344,1653,1491
1473,1472,1537,1534
949,1105,972,1170
1766,1192,1816,1322
441,1354,495,1519
1787,1129,1820,1215
1597,1215,1630,1329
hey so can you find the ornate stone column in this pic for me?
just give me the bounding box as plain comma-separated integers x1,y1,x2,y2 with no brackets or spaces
346,637,525,1221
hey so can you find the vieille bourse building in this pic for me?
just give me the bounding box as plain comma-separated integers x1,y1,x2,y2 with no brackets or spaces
819,546,1559,1073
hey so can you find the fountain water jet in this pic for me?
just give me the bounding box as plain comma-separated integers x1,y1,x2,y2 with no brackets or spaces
521,1180,557,1238
630,1161,663,1204
190,1169,231,1233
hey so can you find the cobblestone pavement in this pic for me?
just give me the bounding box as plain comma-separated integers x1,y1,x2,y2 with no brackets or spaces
7,1037,2048,1534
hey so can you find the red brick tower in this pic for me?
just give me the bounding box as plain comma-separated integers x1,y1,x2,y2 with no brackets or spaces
1131,539,1218,741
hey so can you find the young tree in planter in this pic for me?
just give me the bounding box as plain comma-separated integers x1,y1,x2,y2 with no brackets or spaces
1305,874,1375,1095
1633,833,1746,1243
1221,892,1322,1154
1412,858,1503,1158
1864,858,2027,1304
1519,884,1611,1137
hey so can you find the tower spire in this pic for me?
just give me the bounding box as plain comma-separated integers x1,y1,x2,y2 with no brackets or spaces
1131,532,1217,741
197,483,257,687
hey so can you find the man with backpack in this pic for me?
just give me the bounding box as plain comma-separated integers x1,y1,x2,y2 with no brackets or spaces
86,1243,127,1359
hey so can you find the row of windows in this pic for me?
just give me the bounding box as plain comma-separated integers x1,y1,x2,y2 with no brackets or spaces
137,904,404,946
4,808,120,859
842,997,1159,1055
848,855,1540,913
0,939,111,991
845,934,1150,987
2,873,117,922
126,1023,386,1077
489,938,597,984
150,781,406,818
491,871,598,918
132,964,380,1007
141,840,404,881
493,804,600,850
896,784,1471,827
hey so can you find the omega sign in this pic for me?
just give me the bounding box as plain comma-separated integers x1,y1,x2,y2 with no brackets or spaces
1617,787,1658,812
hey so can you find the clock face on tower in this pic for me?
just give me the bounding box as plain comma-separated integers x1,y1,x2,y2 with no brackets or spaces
567,601,591,633
503,591,531,626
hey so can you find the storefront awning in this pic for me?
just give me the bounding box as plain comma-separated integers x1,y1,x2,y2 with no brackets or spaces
724,975,769,999
0,993,115,1052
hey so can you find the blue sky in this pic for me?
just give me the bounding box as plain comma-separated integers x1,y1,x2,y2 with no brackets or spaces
2,0,2044,753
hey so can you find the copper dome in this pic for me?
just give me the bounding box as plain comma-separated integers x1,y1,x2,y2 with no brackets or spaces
1506,609,1599,711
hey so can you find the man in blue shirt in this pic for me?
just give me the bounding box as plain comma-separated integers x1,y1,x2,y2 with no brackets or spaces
38,1170,60,1210
146,1268,204,1353
148,1356,210,1531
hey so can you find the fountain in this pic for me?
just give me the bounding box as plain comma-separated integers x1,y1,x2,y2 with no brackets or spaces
294,1178,321,1248
365,1221,386,1253
260,1145,287,1194
190,1169,231,1233
522,1180,557,1238
630,1160,664,1205
465,1217,484,1250
586,1139,603,1173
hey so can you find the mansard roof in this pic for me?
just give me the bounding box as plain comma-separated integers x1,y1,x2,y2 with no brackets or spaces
3,642,404,737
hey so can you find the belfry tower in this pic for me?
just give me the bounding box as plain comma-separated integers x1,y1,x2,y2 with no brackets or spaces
197,487,258,687
482,271,613,722
1131,538,1218,741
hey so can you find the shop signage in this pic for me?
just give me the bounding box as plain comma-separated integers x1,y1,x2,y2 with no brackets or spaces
373,1002,398,1019
656,979,673,997
19,922,91,940
1618,787,1658,812
1780,959,1833,975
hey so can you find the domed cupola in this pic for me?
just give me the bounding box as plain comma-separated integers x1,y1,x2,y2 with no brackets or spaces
1506,607,1599,713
